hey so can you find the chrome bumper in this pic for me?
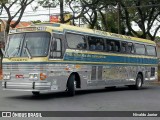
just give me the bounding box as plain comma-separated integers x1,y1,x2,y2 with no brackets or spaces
1,81,53,91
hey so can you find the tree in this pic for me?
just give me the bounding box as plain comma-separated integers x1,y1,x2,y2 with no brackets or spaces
79,0,102,29
0,4,3,15
81,0,118,30
99,9,125,34
120,0,160,41
38,0,90,24
1,0,34,34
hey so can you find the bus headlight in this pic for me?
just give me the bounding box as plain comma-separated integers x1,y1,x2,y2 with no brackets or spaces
29,73,38,80
3,73,11,80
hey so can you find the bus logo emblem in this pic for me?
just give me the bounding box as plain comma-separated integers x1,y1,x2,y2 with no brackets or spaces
16,75,24,79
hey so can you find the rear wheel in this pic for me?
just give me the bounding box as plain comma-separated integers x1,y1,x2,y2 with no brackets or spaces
67,75,76,96
105,86,116,89
128,74,143,90
135,74,143,90
32,91,40,96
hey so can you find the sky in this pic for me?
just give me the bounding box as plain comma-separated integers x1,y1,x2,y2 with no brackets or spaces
0,0,76,22
0,1,64,22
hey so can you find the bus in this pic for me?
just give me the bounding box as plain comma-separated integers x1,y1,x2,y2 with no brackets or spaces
1,23,158,96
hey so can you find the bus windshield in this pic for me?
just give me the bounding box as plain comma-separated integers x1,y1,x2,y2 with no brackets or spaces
5,32,51,57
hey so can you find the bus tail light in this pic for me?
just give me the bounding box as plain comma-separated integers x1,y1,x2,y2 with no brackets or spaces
40,73,47,80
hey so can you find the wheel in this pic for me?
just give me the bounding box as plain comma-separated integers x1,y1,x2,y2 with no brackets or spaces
32,91,40,96
105,86,116,89
134,74,143,90
67,75,76,96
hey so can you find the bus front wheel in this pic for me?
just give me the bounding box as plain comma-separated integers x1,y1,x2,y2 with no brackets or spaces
67,75,76,96
32,91,40,96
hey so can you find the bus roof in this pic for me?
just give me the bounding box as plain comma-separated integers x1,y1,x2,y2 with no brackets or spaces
10,22,155,45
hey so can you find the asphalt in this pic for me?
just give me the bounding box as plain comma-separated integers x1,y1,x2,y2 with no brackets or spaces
0,83,160,120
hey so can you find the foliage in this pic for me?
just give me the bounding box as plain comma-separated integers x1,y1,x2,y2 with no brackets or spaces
80,0,160,40
1,0,34,34
120,0,160,41
99,10,125,34
38,0,89,24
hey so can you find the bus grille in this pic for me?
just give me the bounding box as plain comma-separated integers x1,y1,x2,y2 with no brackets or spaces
3,64,47,72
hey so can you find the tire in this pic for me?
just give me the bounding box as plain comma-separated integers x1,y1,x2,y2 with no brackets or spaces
32,91,40,96
67,75,76,96
105,86,116,89
134,74,143,90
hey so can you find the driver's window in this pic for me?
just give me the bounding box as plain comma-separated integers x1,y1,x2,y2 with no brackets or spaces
49,38,62,58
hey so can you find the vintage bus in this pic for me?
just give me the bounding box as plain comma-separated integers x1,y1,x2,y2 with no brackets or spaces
1,23,158,96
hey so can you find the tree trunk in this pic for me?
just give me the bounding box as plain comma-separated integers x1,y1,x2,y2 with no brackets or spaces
5,20,11,34
60,0,64,23
99,10,107,31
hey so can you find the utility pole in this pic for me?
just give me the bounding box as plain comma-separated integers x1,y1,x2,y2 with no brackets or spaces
117,0,121,34
59,0,64,23
43,3,56,22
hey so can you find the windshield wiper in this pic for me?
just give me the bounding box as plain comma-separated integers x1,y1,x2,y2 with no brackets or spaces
24,41,32,59
9,47,20,57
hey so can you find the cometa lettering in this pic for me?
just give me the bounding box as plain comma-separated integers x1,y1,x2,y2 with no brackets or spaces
11,59,27,61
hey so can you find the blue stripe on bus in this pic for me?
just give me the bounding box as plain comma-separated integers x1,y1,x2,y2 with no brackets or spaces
63,53,158,65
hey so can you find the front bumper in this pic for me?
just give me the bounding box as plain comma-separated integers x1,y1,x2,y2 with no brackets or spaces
1,81,55,92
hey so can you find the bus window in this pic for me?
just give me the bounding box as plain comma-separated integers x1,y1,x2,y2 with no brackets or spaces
121,42,127,53
146,45,156,56
21,32,50,57
7,33,24,57
127,42,134,53
88,36,104,51
88,37,96,50
106,40,120,52
135,43,146,55
66,33,87,50
50,38,62,58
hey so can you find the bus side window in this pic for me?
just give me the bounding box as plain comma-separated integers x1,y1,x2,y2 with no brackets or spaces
107,40,120,52
88,36,104,51
146,45,156,56
127,42,134,53
50,38,62,58
88,36,96,51
66,33,87,50
95,39,104,51
121,42,127,53
135,43,146,55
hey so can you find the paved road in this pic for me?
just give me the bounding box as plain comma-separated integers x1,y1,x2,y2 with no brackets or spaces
0,83,160,120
